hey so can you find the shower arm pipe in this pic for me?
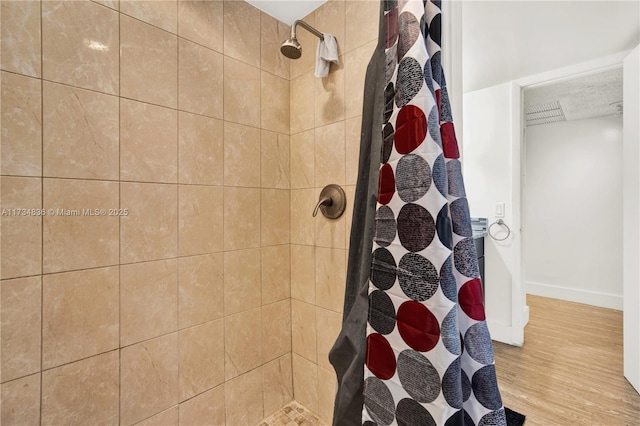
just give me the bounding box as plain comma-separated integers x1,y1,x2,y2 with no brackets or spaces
291,20,324,41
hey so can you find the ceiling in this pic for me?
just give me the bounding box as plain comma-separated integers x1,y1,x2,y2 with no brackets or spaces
245,0,327,25
247,0,637,123
462,1,639,93
247,1,638,91
523,68,623,127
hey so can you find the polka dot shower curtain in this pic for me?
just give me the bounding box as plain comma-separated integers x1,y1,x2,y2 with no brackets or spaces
328,0,507,425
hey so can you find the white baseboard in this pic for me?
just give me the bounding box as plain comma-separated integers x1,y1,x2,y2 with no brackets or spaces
526,281,623,310
486,320,515,346
523,305,530,327
486,306,528,347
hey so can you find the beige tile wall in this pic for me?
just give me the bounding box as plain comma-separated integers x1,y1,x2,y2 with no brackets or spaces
1,0,378,424
1,1,292,425
288,0,378,423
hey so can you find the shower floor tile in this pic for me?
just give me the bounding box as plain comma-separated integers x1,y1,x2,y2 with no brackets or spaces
258,401,325,426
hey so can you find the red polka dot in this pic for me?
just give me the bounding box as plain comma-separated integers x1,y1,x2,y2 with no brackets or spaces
385,8,398,49
378,163,395,205
458,278,486,321
397,301,440,352
366,333,396,380
394,105,427,154
441,122,459,159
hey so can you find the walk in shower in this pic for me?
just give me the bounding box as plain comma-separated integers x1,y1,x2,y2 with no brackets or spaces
0,0,378,425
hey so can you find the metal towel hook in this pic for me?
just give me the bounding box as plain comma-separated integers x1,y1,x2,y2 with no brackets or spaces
312,184,346,219
488,219,511,241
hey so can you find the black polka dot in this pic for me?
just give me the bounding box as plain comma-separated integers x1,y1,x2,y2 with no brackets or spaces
439,255,457,302
472,365,503,411
464,322,495,364
442,357,463,409
396,154,431,203
369,290,396,335
395,58,424,108
441,307,461,355
384,0,397,11
364,377,395,425
397,203,435,252
446,159,466,198
384,82,395,123
464,410,475,425
396,398,436,426
436,204,452,250
427,13,442,46
397,350,440,403
432,154,447,196
479,408,507,426
375,206,397,248
444,410,464,426
398,12,421,60
462,369,471,402
398,253,439,301
382,123,394,164
454,238,479,278
371,248,397,291
450,198,472,238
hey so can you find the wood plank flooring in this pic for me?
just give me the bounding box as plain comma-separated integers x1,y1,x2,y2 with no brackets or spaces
493,295,640,425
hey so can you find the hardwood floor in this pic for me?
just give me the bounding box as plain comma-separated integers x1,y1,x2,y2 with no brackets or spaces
493,295,640,425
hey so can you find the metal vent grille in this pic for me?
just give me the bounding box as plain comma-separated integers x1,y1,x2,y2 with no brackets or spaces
525,101,566,127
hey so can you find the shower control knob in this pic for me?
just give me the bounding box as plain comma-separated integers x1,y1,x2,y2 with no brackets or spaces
312,184,346,219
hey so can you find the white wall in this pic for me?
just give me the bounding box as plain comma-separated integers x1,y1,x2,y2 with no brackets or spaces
523,116,623,309
622,46,640,393
463,82,524,345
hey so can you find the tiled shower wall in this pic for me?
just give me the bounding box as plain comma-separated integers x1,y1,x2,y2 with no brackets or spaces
288,0,378,424
0,1,293,425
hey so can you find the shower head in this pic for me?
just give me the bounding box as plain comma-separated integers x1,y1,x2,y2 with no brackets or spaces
280,37,302,59
280,20,324,60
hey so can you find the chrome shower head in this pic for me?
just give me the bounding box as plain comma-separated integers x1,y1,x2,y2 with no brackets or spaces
280,37,302,59
280,20,324,60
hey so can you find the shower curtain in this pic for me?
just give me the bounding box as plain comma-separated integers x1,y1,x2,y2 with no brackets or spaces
328,0,507,425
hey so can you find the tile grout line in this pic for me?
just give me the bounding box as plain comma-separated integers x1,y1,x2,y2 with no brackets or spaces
259,9,265,421
117,1,122,424
117,5,283,79
311,6,319,412
39,0,44,421
1,241,294,283
175,0,181,419
287,35,294,389
221,2,227,422
13,68,239,130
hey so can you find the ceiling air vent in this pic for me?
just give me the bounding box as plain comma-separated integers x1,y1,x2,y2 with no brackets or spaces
525,100,566,127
